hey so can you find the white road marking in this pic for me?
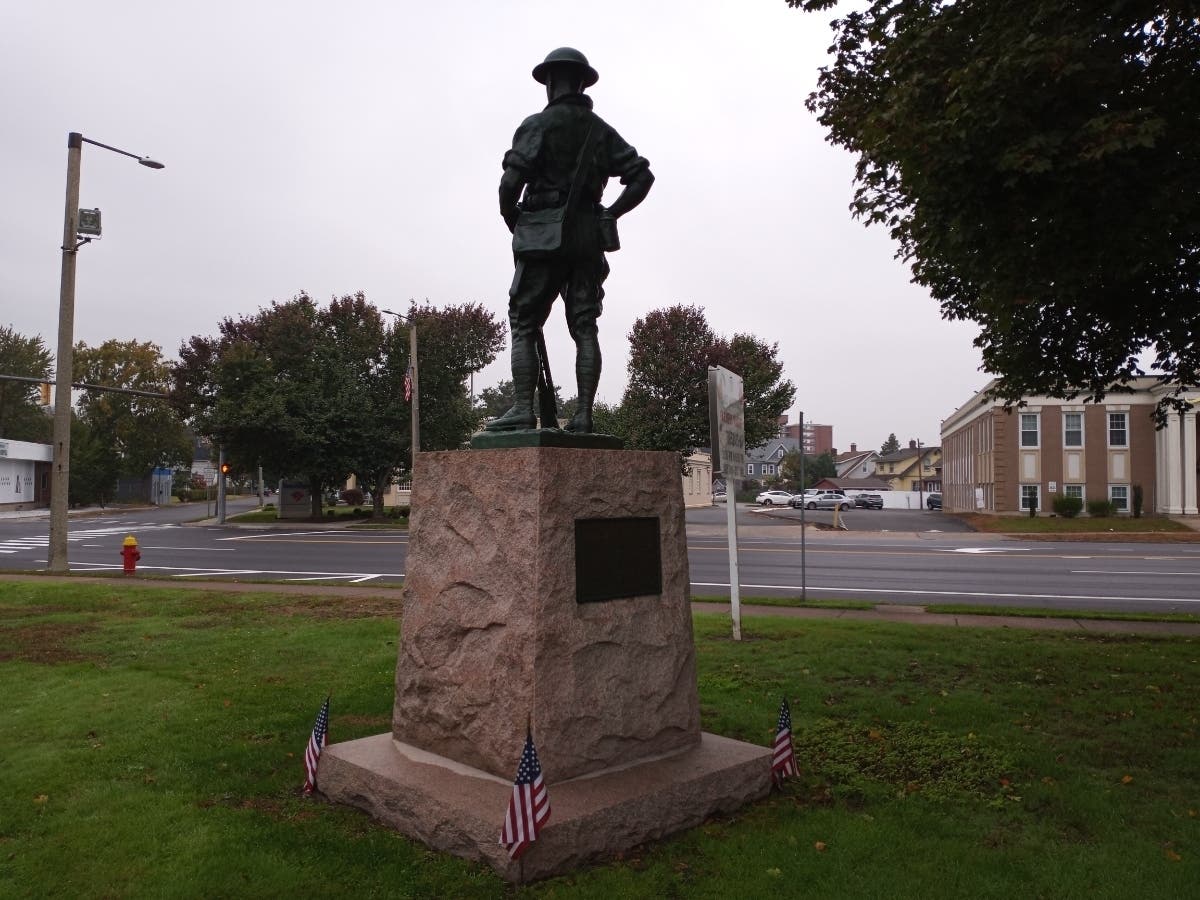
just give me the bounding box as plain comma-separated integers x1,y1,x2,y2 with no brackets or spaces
1071,569,1200,577
689,581,1200,605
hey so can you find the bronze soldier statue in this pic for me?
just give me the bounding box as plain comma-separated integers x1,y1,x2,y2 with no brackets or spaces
484,47,654,435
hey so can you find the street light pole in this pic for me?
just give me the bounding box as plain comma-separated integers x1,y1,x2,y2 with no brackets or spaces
382,308,420,459
47,132,163,573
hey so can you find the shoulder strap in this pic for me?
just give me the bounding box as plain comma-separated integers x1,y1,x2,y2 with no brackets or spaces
564,124,597,213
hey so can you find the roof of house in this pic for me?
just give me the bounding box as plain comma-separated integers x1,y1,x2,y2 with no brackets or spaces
746,437,798,462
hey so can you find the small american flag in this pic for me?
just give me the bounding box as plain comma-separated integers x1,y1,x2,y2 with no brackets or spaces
303,697,330,795
499,729,551,860
403,368,413,403
772,697,798,785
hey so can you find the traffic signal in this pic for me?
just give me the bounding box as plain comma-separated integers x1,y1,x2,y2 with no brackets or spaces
220,463,231,475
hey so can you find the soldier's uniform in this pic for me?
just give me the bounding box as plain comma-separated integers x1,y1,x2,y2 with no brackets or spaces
504,93,651,331
488,48,652,434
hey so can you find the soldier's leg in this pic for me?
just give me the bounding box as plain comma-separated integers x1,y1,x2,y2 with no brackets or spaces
485,259,560,431
562,256,609,434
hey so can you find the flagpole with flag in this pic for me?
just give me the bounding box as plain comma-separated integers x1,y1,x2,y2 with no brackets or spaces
771,697,798,786
499,725,551,860
303,695,330,795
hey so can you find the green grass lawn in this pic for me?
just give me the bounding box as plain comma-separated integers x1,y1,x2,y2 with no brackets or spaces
2,581,1197,897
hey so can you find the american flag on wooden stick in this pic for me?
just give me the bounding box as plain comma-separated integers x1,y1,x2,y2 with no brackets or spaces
303,696,330,795
499,729,551,860
772,697,798,785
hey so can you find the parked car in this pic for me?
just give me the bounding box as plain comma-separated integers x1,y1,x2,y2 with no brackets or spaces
755,489,794,506
792,489,849,511
926,492,942,510
713,491,727,503
792,490,852,511
854,493,884,509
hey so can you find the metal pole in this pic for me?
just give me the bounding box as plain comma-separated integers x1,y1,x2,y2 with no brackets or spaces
258,463,264,508
917,439,925,509
217,447,227,524
409,323,420,455
726,466,742,641
799,411,807,602
48,133,83,573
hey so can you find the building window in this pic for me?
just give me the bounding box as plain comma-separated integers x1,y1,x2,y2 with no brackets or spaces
766,464,776,476
1108,412,1128,447
1064,484,1084,501
1020,413,1039,448
1020,484,1040,511
1110,485,1129,512
1063,412,1083,448
746,463,754,476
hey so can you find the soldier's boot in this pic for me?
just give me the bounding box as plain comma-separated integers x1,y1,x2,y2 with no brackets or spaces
564,335,600,434
484,335,538,431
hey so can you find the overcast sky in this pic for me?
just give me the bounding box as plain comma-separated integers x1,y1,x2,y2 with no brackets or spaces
1,0,987,454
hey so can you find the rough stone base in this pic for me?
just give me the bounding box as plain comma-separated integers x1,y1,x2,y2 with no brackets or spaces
318,731,773,883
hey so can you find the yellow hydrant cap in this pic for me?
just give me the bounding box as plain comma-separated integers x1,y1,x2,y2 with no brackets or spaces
123,535,138,547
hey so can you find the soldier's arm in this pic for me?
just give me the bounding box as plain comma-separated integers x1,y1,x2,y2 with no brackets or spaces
606,166,654,220
499,167,525,233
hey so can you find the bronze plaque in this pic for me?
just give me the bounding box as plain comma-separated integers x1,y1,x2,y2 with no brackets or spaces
574,517,662,603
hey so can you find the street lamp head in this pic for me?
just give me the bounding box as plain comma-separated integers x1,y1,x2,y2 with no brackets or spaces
138,157,165,169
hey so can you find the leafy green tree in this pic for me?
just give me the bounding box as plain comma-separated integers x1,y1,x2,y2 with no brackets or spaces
0,325,53,442
69,415,119,507
589,399,625,437
175,293,346,517
781,449,837,490
73,340,191,478
717,334,796,451
621,305,795,458
475,380,516,421
173,293,503,519
880,433,900,455
475,379,569,426
355,300,503,517
793,1,1200,418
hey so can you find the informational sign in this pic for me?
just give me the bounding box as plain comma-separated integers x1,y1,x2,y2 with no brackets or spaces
707,366,745,641
708,366,745,483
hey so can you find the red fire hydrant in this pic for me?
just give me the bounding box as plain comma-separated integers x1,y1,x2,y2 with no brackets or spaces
121,535,140,576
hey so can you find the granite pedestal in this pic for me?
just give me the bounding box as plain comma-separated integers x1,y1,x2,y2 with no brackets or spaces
318,447,772,882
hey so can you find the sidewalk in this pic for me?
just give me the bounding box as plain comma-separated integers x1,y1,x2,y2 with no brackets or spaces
3,573,1198,637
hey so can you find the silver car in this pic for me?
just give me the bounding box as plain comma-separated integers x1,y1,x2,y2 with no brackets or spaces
793,491,852,510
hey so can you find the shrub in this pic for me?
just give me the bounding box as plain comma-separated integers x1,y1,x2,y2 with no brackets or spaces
1133,484,1144,518
1087,498,1116,517
175,488,192,503
340,488,365,506
1052,495,1083,518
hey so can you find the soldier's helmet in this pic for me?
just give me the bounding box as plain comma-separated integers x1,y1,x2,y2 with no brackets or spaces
532,47,599,88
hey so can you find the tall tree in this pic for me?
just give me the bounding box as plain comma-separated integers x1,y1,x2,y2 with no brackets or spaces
352,300,504,517
717,334,796,451
0,325,53,442
622,306,721,455
880,433,900,455
73,339,191,477
621,305,795,457
794,1,1200,418
173,293,503,518
782,449,837,490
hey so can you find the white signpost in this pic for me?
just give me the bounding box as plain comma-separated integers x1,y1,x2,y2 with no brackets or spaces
708,366,745,640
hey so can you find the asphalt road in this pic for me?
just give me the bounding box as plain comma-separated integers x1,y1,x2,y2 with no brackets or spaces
2,502,1199,614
